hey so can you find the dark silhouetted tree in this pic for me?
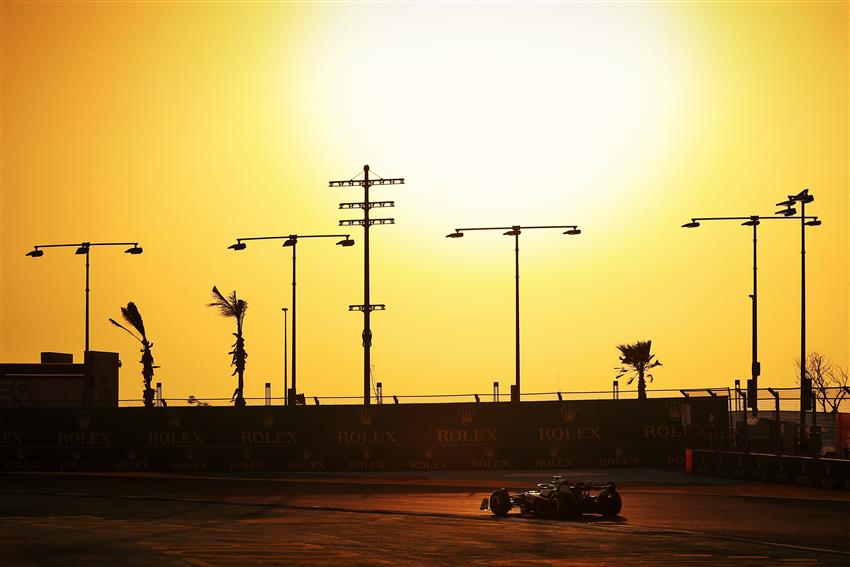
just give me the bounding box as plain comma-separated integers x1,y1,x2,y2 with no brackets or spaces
616,340,662,400
109,302,157,407
208,286,248,407
795,352,849,414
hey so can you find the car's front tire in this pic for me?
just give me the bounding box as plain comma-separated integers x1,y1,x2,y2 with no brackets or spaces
489,489,511,516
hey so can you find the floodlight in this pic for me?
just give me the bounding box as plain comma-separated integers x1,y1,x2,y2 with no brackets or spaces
681,221,700,228
795,189,814,203
124,246,144,255
25,248,44,257
228,242,247,251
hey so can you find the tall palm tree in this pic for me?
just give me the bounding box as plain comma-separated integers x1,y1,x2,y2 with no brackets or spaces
208,286,248,407
109,302,157,407
615,340,662,400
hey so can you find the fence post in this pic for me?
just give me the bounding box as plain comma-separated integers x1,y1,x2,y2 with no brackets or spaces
265,382,271,406
493,381,499,402
613,380,619,400
734,385,748,451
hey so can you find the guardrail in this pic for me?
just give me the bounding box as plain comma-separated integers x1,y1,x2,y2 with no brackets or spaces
690,449,850,490
109,386,732,407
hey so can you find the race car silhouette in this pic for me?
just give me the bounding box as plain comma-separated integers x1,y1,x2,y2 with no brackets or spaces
481,476,622,518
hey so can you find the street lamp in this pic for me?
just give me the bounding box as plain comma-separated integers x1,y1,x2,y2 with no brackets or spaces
446,224,581,402
228,233,354,406
775,188,820,451
330,164,405,405
282,307,288,405
682,209,821,420
25,241,143,352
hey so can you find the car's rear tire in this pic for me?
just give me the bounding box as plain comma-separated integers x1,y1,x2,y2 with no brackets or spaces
489,490,511,516
598,490,622,517
552,492,579,518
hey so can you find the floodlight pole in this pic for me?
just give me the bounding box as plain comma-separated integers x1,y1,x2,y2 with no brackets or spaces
514,231,520,398
683,217,762,416
330,164,404,405
446,224,581,403
772,189,819,452
364,166,372,407
291,239,297,407
25,241,143,354
228,233,353,406
85,247,90,352
800,197,809,443
282,307,288,405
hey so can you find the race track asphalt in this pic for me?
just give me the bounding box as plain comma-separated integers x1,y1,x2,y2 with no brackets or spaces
1,468,849,566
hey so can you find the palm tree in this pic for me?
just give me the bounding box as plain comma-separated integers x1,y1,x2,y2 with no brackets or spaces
109,302,157,407
615,340,662,400
208,286,248,406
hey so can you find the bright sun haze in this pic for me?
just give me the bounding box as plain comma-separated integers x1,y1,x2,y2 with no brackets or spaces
1,2,847,402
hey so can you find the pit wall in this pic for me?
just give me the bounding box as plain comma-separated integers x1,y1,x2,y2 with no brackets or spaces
1,397,727,473
691,449,850,491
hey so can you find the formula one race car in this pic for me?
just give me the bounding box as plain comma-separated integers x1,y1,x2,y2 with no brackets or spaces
481,476,622,518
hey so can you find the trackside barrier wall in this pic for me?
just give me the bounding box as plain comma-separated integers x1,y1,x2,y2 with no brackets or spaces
0,397,727,472
691,450,850,491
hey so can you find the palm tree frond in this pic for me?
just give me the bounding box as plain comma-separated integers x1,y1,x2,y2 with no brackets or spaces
109,318,142,342
209,286,237,317
120,302,146,339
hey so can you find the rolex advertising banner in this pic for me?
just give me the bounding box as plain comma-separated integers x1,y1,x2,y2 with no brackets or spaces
1,397,727,472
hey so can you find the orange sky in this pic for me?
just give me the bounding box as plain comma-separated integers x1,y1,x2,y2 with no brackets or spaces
1,1,847,404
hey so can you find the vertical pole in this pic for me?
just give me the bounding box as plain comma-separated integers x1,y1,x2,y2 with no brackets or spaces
775,392,780,421
800,200,807,451
363,165,372,405
85,247,90,353
265,382,271,406
514,231,520,403
751,222,758,417
290,241,297,406
282,307,288,406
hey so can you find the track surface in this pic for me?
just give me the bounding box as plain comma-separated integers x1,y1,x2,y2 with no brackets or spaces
2,469,849,565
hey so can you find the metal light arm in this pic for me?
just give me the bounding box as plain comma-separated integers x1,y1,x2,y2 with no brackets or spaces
452,224,579,233
339,201,395,209
233,234,351,243
686,216,819,224
329,178,404,187
30,241,141,250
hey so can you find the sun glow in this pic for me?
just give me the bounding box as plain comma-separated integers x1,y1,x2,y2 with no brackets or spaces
289,4,690,228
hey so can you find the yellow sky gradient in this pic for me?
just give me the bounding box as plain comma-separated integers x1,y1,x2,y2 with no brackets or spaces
1,2,847,403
